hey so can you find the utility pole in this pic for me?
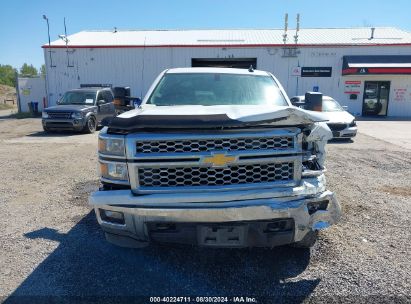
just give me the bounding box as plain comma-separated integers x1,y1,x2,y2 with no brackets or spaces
43,15,54,67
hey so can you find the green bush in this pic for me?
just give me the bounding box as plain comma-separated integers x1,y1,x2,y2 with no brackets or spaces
0,65,16,87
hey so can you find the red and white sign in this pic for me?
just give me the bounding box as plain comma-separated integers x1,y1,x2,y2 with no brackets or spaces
291,67,301,76
344,80,361,94
394,88,407,102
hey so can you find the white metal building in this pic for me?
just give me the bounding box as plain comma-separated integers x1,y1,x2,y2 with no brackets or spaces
43,27,411,117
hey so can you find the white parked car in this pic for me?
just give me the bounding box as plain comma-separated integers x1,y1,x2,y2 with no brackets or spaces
290,95,357,139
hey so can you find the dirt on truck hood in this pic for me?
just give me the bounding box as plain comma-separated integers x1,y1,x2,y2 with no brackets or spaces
106,105,328,131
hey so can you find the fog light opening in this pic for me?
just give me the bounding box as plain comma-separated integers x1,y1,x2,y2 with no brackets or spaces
307,200,329,215
155,223,176,232
99,209,125,225
265,220,289,233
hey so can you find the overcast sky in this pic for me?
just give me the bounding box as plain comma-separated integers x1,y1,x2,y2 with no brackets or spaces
1,0,410,70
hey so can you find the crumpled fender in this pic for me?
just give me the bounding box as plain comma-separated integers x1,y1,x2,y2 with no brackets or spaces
305,122,332,167
231,106,328,125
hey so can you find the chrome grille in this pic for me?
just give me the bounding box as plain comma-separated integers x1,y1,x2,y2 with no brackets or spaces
47,112,72,119
136,136,294,154
138,162,294,188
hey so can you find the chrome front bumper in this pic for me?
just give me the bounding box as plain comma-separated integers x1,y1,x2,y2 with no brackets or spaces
89,175,341,247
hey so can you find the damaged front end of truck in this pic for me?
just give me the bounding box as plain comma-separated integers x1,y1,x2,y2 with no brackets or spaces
89,104,341,249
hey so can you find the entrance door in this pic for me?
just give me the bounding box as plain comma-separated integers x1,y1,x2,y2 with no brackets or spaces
362,81,390,116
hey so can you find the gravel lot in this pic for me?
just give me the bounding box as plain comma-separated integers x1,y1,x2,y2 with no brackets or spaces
0,117,410,303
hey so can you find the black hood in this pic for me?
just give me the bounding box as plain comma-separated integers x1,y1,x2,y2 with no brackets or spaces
45,104,96,112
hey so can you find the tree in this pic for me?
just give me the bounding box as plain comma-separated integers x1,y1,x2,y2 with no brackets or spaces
40,64,46,77
0,64,17,87
19,63,38,76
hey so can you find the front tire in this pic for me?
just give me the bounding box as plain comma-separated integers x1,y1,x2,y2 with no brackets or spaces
83,116,96,134
291,230,318,248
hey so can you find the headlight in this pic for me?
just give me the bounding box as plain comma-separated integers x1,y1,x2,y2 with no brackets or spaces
99,137,125,156
71,112,83,119
42,111,49,118
349,120,357,127
100,162,129,182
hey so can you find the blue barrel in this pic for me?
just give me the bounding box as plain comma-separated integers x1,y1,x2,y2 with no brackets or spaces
33,102,39,113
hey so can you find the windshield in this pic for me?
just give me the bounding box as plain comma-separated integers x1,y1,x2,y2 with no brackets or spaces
146,73,288,106
58,91,96,105
322,98,344,112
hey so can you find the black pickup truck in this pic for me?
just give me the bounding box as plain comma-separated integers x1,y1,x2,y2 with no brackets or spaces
42,87,116,133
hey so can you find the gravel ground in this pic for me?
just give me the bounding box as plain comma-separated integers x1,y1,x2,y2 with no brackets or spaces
0,117,410,303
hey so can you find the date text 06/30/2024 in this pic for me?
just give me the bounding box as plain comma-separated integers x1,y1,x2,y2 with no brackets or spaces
149,296,257,303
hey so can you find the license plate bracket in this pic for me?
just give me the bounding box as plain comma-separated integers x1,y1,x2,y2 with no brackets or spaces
197,225,248,247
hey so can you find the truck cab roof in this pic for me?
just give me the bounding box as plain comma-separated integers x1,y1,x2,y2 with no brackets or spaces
165,67,270,76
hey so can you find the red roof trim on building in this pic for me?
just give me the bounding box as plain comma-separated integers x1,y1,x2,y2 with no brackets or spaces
42,43,411,49
342,67,411,75
342,68,359,75
368,68,411,74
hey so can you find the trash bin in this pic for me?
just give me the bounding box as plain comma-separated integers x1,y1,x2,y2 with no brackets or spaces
33,102,39,114
28,102,33,113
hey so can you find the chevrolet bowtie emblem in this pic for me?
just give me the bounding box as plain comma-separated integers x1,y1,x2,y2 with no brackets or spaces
202,153,236,167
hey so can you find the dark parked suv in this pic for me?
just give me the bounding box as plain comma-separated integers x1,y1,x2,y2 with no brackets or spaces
42,87,115,133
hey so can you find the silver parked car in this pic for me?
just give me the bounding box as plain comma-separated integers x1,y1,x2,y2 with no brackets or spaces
290,95,357,139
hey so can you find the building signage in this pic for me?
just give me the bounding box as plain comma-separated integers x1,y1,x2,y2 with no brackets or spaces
394,88,407,102
301,67,332,77
344,81,362,94
342,67,411,75
291,67,301,76
282,48,299,57
359,68,368,74
342,56,411,75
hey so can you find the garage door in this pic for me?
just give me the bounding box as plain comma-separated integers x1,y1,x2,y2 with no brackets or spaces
192,58,257,69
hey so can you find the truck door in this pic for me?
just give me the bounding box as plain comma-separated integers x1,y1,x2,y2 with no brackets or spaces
97,90,116,121
103,90,115,115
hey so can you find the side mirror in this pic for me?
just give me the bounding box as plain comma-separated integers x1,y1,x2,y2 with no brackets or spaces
97,100,105,106
342,106,348,110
